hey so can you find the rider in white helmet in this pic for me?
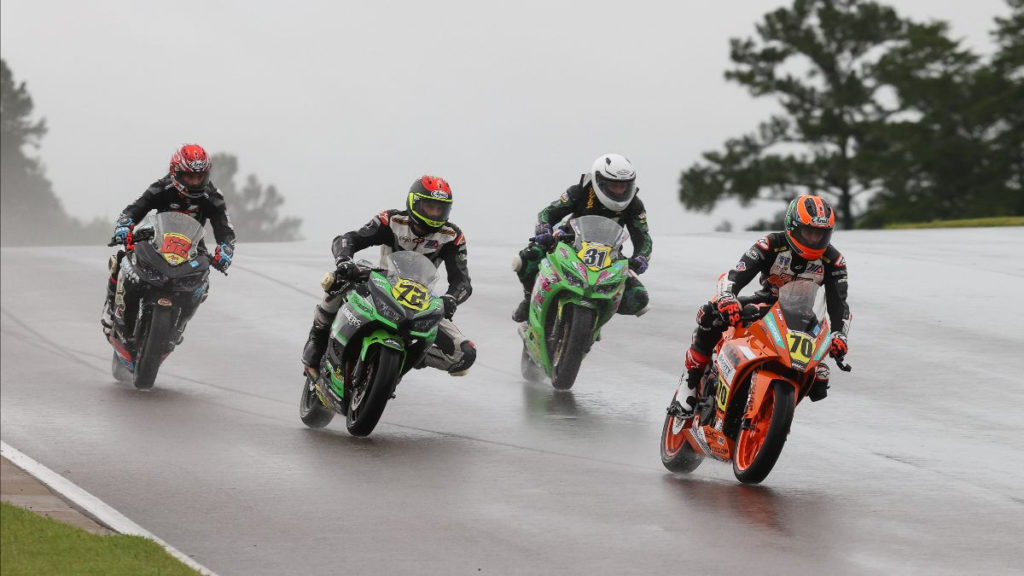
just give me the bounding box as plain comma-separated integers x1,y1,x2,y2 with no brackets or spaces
511,153,653,322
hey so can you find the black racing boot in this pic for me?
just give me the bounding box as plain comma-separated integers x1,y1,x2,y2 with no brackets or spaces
100,281,117,332
808,364,830,402
512,292,531,322
301,323,331,377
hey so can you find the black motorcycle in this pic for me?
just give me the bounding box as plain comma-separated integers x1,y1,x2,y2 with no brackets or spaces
107,212,222,389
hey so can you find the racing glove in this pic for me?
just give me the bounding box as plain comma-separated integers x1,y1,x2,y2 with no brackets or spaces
829,332,848,361
441,294,458,320
534,223,555,249
716,293,742,327
212,243,233,272
335,257,358,280
112,216,134,245
628,255,648,275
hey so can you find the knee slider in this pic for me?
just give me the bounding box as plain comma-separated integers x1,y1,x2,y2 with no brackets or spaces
455,341,476,372
313,305,334,328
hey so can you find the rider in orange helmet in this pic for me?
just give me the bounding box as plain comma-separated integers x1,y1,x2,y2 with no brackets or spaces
675,194,852,417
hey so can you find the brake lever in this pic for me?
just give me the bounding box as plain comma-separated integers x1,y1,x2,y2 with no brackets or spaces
836,359,852,372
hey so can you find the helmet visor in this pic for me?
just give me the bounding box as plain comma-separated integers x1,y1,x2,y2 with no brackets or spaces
792,225,832,252
410,195,452,228
595,173,636,202
175,170,210,193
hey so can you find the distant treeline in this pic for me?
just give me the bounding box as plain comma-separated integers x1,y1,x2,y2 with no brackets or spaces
0,59,301,246
679,0,1024,230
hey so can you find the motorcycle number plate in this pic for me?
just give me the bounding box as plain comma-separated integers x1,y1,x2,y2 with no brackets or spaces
578,242,612,271
787,332,815,365
391,278,430,311
160,233,193,265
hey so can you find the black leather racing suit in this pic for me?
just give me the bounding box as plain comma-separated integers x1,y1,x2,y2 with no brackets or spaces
690,231,851,357
307,209,475,373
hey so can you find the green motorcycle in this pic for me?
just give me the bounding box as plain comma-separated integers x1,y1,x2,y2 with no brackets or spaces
299,251,445,437
518,215,630,390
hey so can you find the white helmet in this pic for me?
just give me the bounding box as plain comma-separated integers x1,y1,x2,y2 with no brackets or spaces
590,153,637,211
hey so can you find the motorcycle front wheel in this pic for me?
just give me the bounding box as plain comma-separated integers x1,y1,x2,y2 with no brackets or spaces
550,305,594,390
133,305,174,390
346,347,401,437
299,375,335,428
732,380,795,484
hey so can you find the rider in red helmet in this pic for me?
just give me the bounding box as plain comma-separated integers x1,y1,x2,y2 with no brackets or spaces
674,194,852,417
300,175,476,376
101,144,236,334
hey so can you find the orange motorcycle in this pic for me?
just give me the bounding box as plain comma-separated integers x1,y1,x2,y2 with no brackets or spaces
660,279,851,484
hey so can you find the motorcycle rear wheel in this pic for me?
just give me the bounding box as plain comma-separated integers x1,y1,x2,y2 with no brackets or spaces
111,351,132,383
660,408,704,473
732,380,795,484
133,306,173,390
299,376,335,428
520,344,545,383
346,347,401,437
550,306,594,390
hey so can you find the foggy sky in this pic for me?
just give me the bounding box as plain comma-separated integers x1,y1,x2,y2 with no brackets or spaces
0,0,1010,249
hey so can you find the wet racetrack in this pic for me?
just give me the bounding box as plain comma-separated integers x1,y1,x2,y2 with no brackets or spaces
2,228,1023,575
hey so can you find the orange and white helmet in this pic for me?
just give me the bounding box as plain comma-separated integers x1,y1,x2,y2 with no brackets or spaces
784,194,835,260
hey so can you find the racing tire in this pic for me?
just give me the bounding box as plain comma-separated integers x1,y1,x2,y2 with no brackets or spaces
133,306,173,390
550,305,594,391
111,351,132,383
660,410,704,473
732,380,795,484
346,347,401,437
520,344,545,383
299,375,335,428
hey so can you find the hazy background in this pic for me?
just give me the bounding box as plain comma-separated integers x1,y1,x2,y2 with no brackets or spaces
0,0,1010,245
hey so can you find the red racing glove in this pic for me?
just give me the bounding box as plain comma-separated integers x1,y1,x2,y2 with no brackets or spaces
716,293,742,327
829,332,848,360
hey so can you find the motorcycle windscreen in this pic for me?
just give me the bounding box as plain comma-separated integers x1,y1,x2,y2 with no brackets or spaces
568,215,629,255
385,251,439,312
777,280,827,334
136,212,205,266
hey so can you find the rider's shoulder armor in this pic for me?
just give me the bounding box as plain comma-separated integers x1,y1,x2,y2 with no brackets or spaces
759,232,827,293
379,211,465,267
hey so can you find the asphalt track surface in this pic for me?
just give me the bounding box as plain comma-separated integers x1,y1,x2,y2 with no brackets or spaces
2,229,1023,576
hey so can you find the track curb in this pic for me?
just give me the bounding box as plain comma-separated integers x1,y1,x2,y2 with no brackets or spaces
0,441,219,576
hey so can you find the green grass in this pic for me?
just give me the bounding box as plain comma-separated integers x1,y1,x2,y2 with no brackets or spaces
0,502,202,576
886,216,1024,229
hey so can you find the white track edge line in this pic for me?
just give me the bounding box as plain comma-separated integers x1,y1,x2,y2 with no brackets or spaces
1,440,219,576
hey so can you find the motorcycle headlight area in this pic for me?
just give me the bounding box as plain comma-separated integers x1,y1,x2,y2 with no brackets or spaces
371,292,406,324
559,262,587,288
594,281,622,295
410,310,443,333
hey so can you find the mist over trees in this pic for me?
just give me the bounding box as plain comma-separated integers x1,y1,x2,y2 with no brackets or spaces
1,58,302,246
209,154,302,242
1,59,107,245
679,0,1024,230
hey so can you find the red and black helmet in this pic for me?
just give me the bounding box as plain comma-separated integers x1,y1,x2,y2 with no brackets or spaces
407,176,453,234
169,143,212,199
784,194,835,260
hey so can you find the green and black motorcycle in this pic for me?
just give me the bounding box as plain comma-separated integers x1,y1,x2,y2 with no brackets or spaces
299,251,445,436
518,215,630,390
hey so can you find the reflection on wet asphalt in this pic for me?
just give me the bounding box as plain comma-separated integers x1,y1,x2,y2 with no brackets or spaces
3,232,1023,576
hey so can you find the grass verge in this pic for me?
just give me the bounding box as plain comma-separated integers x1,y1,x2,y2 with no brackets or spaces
0,502,201,576
886,216,1024,229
